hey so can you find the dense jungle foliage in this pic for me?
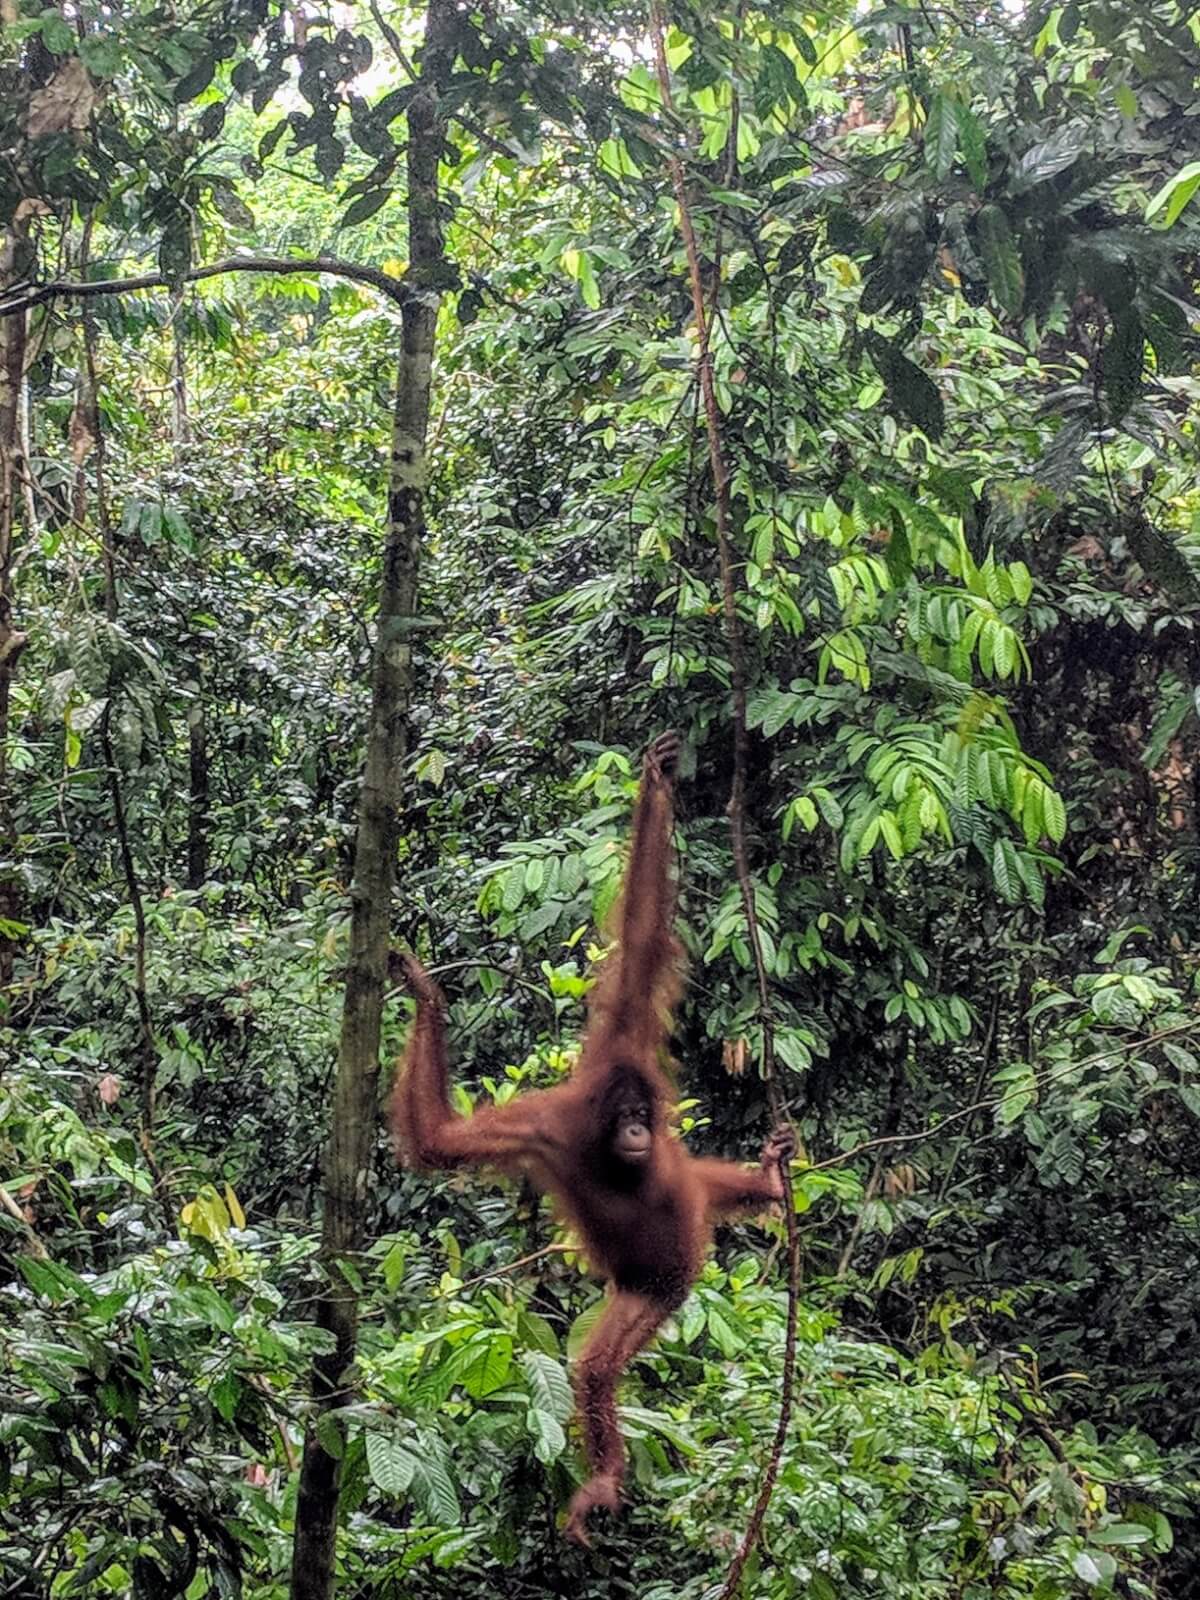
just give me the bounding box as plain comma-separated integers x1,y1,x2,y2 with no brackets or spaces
2,0,1200,1596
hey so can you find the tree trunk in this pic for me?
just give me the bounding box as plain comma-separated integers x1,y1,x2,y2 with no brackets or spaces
288,5,456,1595
0,208,31,991
186,690,209,890
170,287,190,449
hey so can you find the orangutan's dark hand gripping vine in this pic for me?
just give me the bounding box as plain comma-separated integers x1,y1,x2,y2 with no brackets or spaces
392,732,795,1545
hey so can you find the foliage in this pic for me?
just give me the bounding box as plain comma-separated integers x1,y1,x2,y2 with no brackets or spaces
3,0,1200,1594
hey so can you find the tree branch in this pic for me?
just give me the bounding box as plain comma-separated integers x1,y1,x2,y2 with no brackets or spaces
809,1019,1198,1174
0,255,413,318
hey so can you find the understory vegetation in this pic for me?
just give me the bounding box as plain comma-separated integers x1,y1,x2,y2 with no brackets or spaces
2,0,1199,1596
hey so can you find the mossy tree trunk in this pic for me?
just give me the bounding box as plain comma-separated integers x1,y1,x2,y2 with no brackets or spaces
288,4,458,1595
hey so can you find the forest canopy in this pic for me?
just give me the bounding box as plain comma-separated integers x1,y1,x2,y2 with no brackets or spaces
2,0,1199,1596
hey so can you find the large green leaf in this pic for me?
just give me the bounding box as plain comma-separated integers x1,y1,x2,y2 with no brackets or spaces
863,332,945,440
974,205,1023,315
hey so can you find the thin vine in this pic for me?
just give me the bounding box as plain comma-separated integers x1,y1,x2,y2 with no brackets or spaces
647,9,801,1592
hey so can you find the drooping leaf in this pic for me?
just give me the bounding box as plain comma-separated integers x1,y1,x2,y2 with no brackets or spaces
1102,309,1144,420
955,102,988,191
863,332,945,439
211,184,255,231
885,509,913,585
173,53,217,104
924,95,958,180
158,223,192,284
340,189,391,228
521,1351,573,1421
411,1452,461,1524
456,1333,513,1399
366,1433,416,1498
974,205,1024,315
991,836,1021,903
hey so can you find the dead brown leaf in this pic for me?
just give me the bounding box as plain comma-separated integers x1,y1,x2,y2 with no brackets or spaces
26,57,99,141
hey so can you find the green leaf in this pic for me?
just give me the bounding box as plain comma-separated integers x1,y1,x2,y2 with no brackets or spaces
1042,786,1067,842
1145,160,1200,228
341,190,391,228
567,1300,604,1359
211,1373,241,1423
1142,292,1188,375
516,1311,559,1358
411,1452,461,1524
791,26,818,66
457,1333,512,1398
316,1409,345,1461
159,224,193,284
1008,560,1033,605
381,1240,406,1293
878,811,904,860
173,53,217,104
1103,309,1144,420
1073,1549,1117,1585
501,864,525,912
955,103,988,191
577,252,601,309
924,95,957,180
992,837,1020,903
974,205,1024,315
884,510,912,585
706,1304,741,1359
526,1406,566,1464
522,1350,573,1421
259,120,287,161
17,1257,81,1302
1142,680,1192,768
756,43,802,118
1013,850,1045,909
813,787,844,828
78,35,124,76
786,796,819,838
38,11,76,52
863,332,945,440
315,138,346,182
1161,1041,1196,1073
1015,124,1085,186
209,183,255,231
1091,1522,1153,1546
366,1433,415,1498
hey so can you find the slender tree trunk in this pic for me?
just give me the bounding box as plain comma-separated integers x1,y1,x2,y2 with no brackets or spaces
78,270,161,1165
186,688,210,890
0,207,31,991
170,288,190,449
170,295,208,889
288,5,457,1595
16,371,37,539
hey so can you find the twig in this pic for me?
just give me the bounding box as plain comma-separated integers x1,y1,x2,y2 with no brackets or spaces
0,1184,49,1259
808,1020,1198,1174
438,1241,570,1296
250,1373,301,1472
366,0,520,161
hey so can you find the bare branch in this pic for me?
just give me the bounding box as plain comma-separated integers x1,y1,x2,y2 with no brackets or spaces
0,254,413,318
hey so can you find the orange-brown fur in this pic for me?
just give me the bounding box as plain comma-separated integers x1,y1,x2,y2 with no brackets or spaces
391,733,793,1544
